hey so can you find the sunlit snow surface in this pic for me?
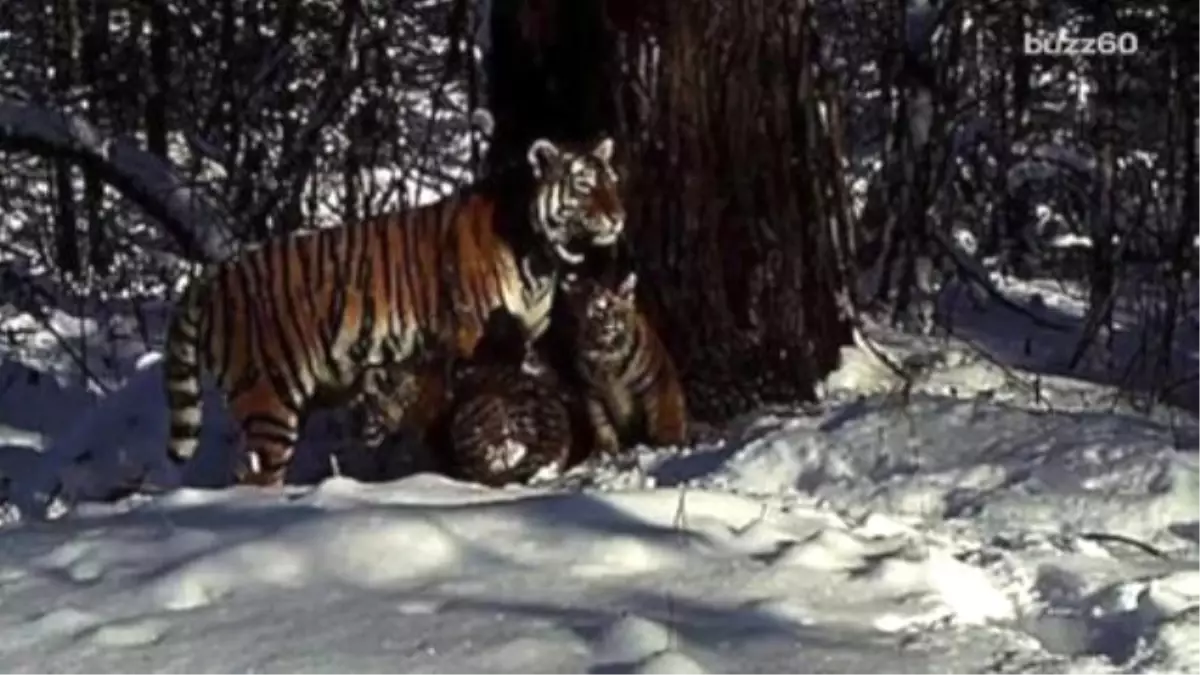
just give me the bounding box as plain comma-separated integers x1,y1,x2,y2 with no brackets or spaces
0,271,1195,673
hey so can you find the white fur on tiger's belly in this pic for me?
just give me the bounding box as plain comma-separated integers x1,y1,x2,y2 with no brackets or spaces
527,461,564,484
484,438,529,474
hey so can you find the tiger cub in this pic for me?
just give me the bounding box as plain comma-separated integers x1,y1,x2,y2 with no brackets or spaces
325,363,436,479
343,324,576,487
557,270,688,456
440,352,575,486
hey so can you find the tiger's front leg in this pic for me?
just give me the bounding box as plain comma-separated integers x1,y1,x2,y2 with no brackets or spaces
586,396,623,457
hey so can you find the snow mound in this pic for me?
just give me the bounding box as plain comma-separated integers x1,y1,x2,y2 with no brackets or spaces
0,470,1047,673
0,267,1195,672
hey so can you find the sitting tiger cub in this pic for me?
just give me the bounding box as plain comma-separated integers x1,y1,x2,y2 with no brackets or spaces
558,270,688,457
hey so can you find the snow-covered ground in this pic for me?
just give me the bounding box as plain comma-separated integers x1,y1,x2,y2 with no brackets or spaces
0,272,1196,673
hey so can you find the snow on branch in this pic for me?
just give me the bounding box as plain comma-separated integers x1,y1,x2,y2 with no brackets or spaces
0,100,238,263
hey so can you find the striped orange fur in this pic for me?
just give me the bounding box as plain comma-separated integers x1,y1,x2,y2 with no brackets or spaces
558,270,688,456
344,313,577,486
438,353,574,486
163,137,624,486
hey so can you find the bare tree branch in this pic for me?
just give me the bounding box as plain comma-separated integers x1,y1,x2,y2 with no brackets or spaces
0,100,236,263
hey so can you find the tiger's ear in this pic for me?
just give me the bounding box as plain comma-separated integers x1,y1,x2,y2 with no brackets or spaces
592,137,615,164
528,138,561,178
617,271,637,300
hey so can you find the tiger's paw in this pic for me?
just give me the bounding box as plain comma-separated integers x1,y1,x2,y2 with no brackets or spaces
593,429,624,459
237,472,285,488
233,456,286,488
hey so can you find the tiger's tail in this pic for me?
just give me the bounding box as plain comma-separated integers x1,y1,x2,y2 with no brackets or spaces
163,275,211,468
640,318,689,447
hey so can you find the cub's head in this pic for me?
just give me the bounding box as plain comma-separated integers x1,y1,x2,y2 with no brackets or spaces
527,137,625,265
559,270,638,364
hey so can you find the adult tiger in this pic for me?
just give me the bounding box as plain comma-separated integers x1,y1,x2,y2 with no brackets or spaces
164,137,624,487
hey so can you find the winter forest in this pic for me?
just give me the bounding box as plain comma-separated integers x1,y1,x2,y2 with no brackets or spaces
0,0,1197,672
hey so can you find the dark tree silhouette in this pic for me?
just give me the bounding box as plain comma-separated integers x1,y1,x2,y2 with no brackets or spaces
484,0,854,424
483,0,623,173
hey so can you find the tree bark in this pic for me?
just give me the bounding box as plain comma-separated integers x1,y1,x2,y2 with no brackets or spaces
485,0,853,424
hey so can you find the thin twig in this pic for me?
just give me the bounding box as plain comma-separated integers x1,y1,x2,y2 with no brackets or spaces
1078,531,1172,560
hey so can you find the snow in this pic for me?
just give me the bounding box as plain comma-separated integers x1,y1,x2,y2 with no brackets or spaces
0,270,1196,673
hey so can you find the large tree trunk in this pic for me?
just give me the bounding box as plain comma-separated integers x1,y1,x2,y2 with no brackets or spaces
485,0,853,425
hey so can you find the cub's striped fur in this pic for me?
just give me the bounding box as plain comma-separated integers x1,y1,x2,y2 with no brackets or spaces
347,318,576,486
331,361,429,455
441,353,574,486
558,270,688,456
324,360,445,481
164,137,624,486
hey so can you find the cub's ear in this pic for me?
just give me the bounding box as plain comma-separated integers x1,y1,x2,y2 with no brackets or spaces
617,271,637,300
591,137,615,164
528,138,562,179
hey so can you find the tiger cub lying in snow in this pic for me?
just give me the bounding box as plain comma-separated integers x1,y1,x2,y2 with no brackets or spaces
341,269,689,483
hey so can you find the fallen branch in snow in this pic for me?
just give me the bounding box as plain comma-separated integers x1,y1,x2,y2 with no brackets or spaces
833,268,923,406
1078,531,1171,560
1163,604,1200,625
0,100,237,264
929,228,1073,333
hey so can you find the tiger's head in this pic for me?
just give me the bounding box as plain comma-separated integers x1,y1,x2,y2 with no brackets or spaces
527,137,626,265
559,270,639,366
